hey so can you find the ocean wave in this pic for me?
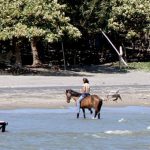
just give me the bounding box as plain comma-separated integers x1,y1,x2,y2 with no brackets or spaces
105,130,132,135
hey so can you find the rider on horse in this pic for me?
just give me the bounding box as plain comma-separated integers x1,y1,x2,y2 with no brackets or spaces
77,78,90,117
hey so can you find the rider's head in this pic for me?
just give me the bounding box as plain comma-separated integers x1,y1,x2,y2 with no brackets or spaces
83,78,89,83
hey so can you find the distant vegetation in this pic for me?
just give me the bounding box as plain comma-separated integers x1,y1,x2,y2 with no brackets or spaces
0,0,150,71
128,62,150,72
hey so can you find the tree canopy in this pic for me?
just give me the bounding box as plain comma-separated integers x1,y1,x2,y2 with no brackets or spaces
108,0,150,39
0,0,81,41
0,0,149,68
0,0,81,66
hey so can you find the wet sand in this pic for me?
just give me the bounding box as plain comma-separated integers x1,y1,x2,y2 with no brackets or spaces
0,70,150,109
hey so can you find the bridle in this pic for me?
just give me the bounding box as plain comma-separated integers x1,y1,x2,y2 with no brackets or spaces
66,89,80,103
66,90,72,103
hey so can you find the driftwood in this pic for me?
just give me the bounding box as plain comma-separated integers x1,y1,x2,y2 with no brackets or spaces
106,90,122,102
100,29,128,67
0,121,8,132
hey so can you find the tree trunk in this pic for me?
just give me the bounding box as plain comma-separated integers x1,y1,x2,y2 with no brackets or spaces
15,41,22,66
12,38,22,66
31,38,42,67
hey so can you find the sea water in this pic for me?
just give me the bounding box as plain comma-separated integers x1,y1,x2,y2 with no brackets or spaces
0,106,150,150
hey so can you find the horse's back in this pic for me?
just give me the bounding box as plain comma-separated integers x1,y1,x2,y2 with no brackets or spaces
89,95,103,102
81,94,102,108
80,95,92,108
91,95,103,106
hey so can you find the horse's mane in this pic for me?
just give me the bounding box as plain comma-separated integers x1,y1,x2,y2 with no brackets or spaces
66,89,81,97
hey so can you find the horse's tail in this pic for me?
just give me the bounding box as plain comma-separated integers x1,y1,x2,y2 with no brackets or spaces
100,98,103,107
96,96,103,110
99,99,103,110
97,97,103,119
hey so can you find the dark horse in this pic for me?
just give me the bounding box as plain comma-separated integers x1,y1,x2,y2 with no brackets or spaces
66,89,103,119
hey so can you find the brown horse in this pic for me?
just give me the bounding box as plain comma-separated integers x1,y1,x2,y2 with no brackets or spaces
66,89,103,119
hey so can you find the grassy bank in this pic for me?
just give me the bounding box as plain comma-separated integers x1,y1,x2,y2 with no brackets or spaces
128,62,150,72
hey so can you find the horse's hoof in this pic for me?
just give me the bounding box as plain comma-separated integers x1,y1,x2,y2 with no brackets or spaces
77,113,79,118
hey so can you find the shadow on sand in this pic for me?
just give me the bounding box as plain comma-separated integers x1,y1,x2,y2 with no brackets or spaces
0,64,128,76
27,64,128,76
69,64,128,74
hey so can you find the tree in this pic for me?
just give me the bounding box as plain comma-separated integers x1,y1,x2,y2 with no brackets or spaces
0,0,81,66
0,0,23,65
58,0,113,65
108,0,150,40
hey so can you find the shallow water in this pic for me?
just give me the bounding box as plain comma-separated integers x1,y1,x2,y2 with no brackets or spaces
0,106,150,150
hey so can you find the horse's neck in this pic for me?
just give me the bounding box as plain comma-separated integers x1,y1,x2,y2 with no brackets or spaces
70,90,81,101
72,96,79,102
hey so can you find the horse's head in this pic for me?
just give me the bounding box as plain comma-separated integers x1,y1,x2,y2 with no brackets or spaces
66,89,81,103
66,89,72,103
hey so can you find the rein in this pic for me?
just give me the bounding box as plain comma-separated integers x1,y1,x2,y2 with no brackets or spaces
67,89,81,97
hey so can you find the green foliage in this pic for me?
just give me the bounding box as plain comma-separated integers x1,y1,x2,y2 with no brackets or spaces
79,0,111,32
128,62,150,72
59,0,111,33
108,0,150,39
0,0,81,42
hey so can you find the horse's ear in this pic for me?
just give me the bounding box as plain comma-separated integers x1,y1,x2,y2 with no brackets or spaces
66,89,71,92
66,89,69,93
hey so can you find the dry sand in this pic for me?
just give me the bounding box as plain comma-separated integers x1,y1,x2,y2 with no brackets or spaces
0,69,150,109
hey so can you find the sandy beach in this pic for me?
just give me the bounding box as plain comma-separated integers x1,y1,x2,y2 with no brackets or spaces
0,69,150,109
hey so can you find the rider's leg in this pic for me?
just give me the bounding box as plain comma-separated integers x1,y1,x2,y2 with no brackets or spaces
76,95,84,118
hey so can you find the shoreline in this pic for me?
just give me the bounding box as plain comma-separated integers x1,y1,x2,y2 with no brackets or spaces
0,100,150,110
0,70,150,109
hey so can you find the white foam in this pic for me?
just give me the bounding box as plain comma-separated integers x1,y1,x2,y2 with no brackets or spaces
147,126,150,130
118,118,126,123
92,117,97,120
92,134,101,138
105,130,132,135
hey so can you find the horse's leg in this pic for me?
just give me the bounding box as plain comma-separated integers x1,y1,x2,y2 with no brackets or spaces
77,112,79,118
82,108,86,119
98,112,100,119
94,111,98,119
88,108,93,114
